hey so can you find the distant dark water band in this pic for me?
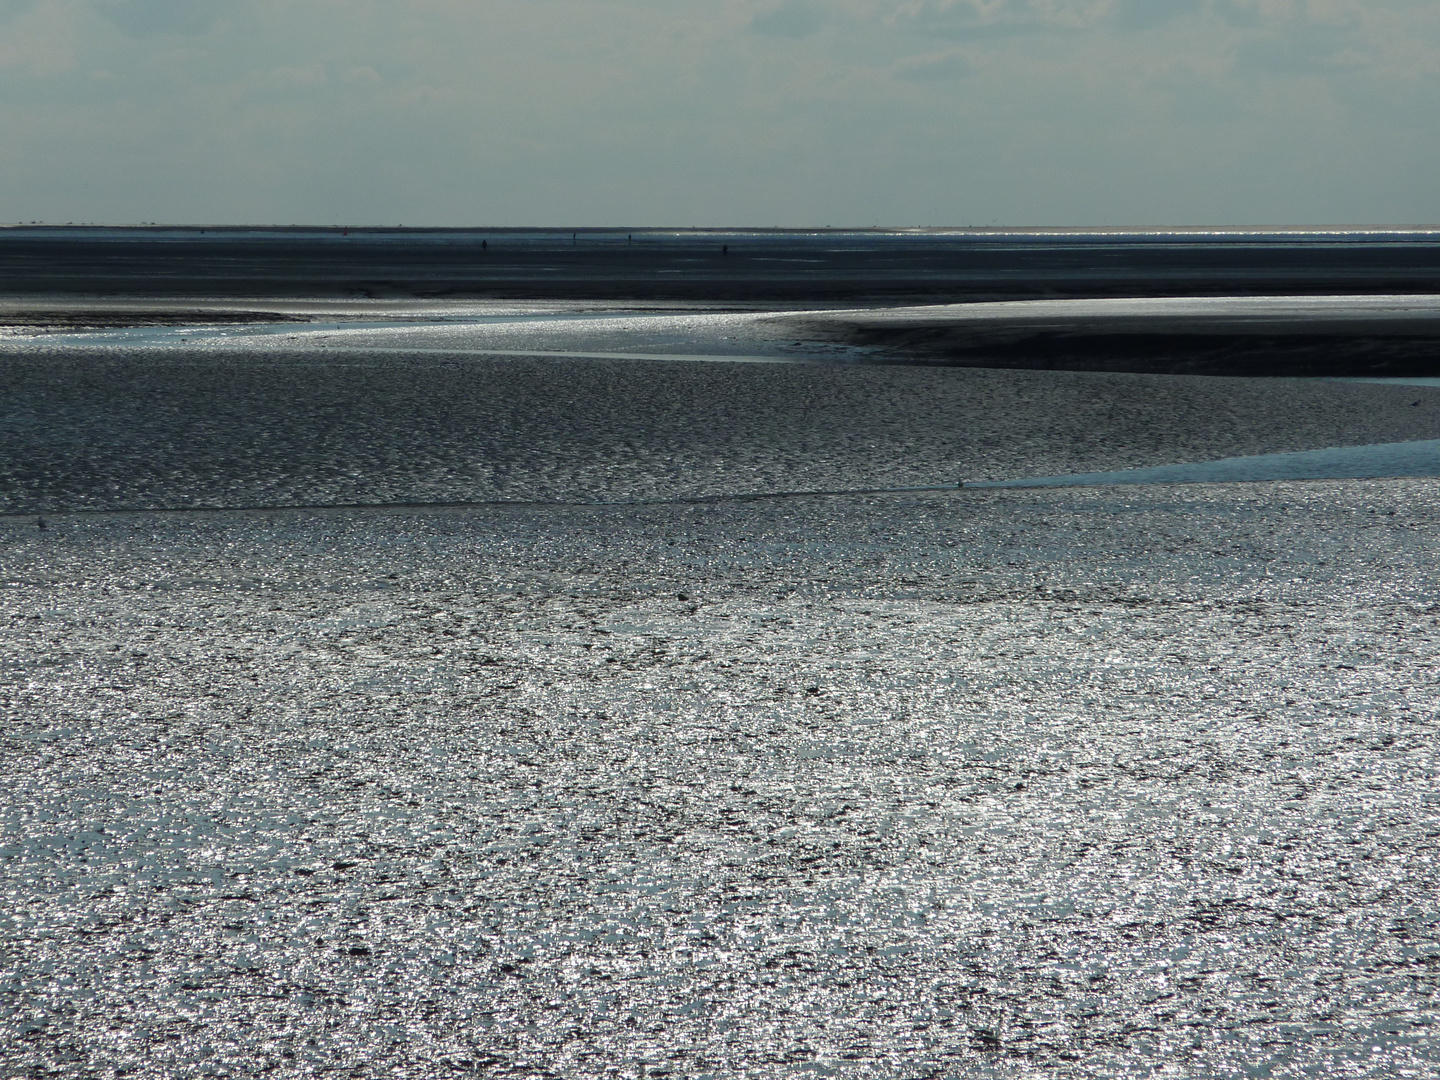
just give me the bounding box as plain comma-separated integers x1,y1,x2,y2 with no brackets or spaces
4,228,1440,302
9,440,1440,520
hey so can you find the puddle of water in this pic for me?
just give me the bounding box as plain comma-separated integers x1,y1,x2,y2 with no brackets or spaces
1331,377,1440,388
974,439,1440,488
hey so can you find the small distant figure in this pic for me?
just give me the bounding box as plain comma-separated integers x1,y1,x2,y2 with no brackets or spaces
722,244,729,256
36,516,47,530
957,479,965,488
482,239,487,250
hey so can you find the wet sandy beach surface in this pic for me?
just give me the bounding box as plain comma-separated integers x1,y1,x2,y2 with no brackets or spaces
4,482,1439,1078
5,341,1440,514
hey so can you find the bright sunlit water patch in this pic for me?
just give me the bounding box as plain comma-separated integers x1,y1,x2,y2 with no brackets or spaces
4,302,875,362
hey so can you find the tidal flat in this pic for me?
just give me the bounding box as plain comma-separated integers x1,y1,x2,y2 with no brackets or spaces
3,481,1439,1078
5,229,1440,1076
5,341,1440,514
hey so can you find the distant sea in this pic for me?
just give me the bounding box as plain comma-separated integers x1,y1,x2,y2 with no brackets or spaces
2,225,1439,302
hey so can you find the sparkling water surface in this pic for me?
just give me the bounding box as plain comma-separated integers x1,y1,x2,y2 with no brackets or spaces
3,483,1439,1078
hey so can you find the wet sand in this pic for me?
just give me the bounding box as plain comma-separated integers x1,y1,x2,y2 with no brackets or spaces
5,343,1440,514
6,228,1440,380
5,235,1440,1076
4,482,1438,1077
9,290,1440,380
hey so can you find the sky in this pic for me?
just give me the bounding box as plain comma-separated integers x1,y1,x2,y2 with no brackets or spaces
0,0,1436,227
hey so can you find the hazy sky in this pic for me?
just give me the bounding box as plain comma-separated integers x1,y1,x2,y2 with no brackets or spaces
0,0,1436,226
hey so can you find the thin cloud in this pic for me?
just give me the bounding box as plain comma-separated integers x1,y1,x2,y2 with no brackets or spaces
749,1,827,39
894,51,971,80
96,0,227,37
0,0,1434,224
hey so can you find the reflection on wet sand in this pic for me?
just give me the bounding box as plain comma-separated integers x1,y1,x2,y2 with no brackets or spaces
6,230,1440,1078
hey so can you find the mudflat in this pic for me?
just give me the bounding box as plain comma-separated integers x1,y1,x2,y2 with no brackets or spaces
5,229,1440,1077
4,343,1440,514
4,481,1438,1077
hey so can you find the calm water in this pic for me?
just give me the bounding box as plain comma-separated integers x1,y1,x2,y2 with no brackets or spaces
4,226,1440,302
